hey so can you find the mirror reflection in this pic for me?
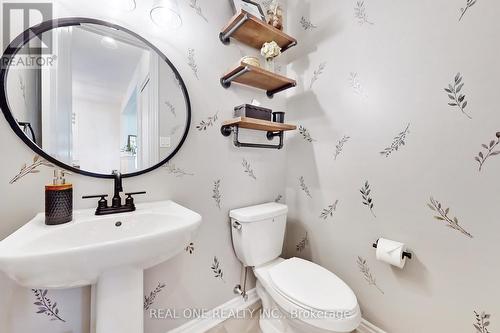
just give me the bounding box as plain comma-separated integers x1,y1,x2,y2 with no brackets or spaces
6,23,188,175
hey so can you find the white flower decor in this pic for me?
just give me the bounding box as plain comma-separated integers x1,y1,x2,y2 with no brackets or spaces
261,41,282,60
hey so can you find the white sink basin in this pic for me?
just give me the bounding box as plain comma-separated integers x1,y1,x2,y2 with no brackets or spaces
0,200,201,333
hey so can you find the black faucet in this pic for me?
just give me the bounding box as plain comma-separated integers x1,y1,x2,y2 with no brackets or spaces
82,170,146,216
112,170,123,208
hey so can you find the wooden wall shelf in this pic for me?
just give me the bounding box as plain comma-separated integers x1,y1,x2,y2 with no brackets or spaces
222,117,296,132
220,10,297,52
220,117,296,150
221,62,296,97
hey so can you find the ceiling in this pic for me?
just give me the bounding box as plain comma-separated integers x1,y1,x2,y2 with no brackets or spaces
70,25,149,108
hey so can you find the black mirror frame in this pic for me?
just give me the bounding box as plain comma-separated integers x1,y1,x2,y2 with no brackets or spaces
0,17,191,179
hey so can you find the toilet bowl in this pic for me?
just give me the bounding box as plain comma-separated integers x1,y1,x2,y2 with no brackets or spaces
230,203,361,333
255,258,361,333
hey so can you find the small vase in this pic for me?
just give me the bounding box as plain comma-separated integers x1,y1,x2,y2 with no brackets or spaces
264,58,275,72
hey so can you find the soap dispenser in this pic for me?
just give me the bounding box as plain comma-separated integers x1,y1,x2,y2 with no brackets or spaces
45,170,73,225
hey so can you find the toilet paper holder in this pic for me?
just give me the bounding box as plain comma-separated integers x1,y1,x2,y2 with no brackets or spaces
372,239,412,260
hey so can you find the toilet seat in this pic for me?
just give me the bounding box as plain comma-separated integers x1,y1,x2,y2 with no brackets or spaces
254,258,361,332
268,257,358,315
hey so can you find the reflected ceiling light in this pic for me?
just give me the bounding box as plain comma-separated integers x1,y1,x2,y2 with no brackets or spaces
109,0,136,11
101,36,118,50
150,0,182,29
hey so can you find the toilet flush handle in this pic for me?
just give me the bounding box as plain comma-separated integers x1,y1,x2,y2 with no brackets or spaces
232,221,242,230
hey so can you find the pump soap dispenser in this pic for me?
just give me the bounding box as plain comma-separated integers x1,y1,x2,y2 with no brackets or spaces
45,170,73,225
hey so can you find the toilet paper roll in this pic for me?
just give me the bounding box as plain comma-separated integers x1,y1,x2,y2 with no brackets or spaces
375,238,407,269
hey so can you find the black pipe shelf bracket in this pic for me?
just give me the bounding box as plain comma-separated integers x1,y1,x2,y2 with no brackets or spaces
219,13,250,45
221,125,285,150
220,65,251,89
281,40,298,53
266,82,296,98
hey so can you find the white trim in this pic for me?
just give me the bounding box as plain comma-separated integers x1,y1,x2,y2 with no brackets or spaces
358,319,387,333
166,290,387,333
166,289,260,333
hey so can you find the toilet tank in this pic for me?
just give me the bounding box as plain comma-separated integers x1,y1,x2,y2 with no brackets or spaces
230,202,288,267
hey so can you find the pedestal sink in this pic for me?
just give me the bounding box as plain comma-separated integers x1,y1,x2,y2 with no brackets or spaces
0,200,201,333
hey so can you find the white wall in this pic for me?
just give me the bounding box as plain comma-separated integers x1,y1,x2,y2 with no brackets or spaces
0,0,287,332
284,0,498,332
75,98,121,173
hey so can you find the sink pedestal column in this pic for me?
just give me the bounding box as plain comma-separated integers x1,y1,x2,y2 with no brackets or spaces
95,267,143,333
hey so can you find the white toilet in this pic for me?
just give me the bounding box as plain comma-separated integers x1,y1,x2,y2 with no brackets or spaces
230,202,361,333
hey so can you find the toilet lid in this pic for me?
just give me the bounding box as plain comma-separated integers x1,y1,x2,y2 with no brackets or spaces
268,258,358,313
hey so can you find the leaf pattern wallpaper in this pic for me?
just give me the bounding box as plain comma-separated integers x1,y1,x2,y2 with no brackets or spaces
299,176,312,198
32,289,65,322
284,1,496,331
212,179,222,209
427,197,473,238
354,1,374,25
460,0,478,21
210,256,224,282
187,48,199,79
163,162,194,177
296,232,309,252
241,158,257,180
10,155,53,184
300,16,317,30
319,200,339,220
310,62,326,89
380,124,410,157
195,112,218,131
334,135,350,160
360,181,376,218
185,242,195,254
356,257,383,294
444,72,471,119
474,311,492,333
298,125,315,142
144,283,166,311
475,132,500,171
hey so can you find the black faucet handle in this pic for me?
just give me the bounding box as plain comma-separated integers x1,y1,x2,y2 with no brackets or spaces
82,194,109,199
82,194,109,210
124,191,146,207
125,191,147,196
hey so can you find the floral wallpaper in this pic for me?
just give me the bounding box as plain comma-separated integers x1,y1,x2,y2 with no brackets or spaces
284,0,496,332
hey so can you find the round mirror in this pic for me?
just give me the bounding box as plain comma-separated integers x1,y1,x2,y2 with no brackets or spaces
0,18,191,178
